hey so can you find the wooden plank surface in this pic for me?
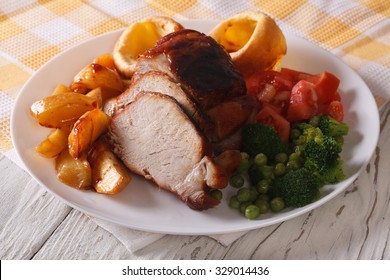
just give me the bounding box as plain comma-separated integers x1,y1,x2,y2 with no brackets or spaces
1,103,389,260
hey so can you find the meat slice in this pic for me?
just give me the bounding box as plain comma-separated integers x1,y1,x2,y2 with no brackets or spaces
116,71,214,138
134,29,246,110
109,30,248,210
109,91,234,210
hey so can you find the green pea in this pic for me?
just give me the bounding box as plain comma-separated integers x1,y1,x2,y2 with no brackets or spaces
290,128,301,140
210,189,222,201
287,160,300,171
275,153,288,164
270,197,285,213
237,187,257,202
254,153,267,166
240,152,250,160
245,205,260,220
229,195,240,209
255,199,270,214
294,136,306,146
274,163,286,176
240,201,252,214
230,174,244,188
261,165,274,180
289,152,301,161
236,158,250,174
248,187,258,200
256,179,269,194
294,145,303,153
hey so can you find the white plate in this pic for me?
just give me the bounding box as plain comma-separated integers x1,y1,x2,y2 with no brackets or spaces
11,20,379,235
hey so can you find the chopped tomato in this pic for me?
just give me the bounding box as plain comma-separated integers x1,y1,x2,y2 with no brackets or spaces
323,100,344,121
246,70,293,95
246,70,293,115
247,68,344,123
280,68,312,83
306,72,340,104
256,105,290,143
287,80,318,122
281,68,341,104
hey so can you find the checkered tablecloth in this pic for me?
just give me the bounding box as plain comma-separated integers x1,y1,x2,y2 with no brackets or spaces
1,0,389,251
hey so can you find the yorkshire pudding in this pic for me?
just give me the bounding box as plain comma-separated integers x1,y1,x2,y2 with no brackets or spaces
113,16,183,78
209,11,287,78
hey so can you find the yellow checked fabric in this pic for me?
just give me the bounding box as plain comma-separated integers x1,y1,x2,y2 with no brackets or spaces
0,0,389,154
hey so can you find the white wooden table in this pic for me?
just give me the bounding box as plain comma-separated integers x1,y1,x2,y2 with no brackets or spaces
1,102,389,260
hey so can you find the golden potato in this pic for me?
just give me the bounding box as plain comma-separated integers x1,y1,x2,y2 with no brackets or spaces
209,11,287,78
93,53,116,70
86,87,103,108
35,126,71,158
68,108,111,158
30,92,98,128
88,140,131,194
52,84,71,95
56,148,92,190
86,85,122,105
70,63,124,98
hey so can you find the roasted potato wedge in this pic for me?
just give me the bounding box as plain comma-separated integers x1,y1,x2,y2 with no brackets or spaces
93,53,116,70
56,148,92,190
88,140,131,194
86,87,103,108
68,108,111,158
86,85,122,104
70,63,124,98
52,84,71,95
35,125,71,158
30,92,98,128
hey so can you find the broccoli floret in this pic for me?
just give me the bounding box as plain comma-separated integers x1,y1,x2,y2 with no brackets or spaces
275,168,321,207
292,121,314,133
302,135,344,184
317,115,349,137
303,136,341,168
241,122,287,159
294,126,323,146
320,158,346,184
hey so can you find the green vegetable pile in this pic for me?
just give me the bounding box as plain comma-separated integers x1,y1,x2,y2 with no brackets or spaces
229,114,349,220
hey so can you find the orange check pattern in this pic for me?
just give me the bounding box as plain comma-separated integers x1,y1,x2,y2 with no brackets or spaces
1,0,389,153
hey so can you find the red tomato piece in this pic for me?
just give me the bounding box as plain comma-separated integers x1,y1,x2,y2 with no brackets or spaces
324,100,344,121
306,72,340,104
256,105,290,143
287,80,318,122
280,68,312,83
246,70,293,115
246,70,293,93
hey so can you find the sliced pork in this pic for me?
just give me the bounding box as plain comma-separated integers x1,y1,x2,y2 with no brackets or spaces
109,30,250,210
127,29,254,143
109,92,239,210
116,71,215,138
